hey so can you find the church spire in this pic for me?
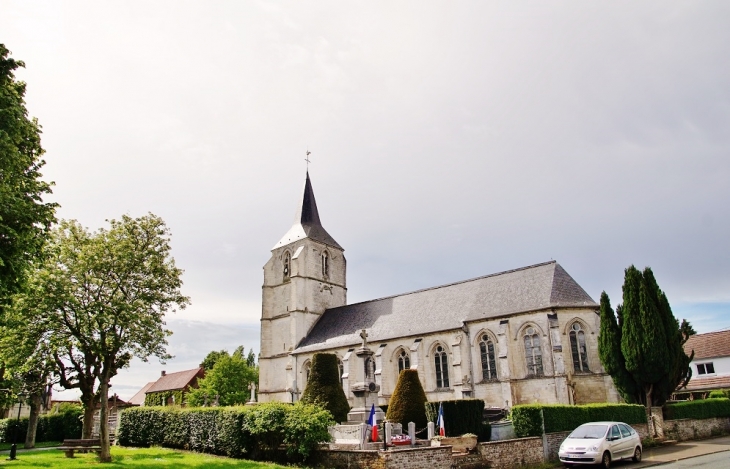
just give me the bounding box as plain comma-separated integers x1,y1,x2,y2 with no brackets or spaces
273,172,342,250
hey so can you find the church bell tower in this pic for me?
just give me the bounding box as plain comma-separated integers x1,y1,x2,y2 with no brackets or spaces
258,172,347,402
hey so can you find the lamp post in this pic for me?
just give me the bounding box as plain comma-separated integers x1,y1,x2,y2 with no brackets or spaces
8,393,25,461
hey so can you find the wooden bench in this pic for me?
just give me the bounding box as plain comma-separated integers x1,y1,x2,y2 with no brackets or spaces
58,439,102,458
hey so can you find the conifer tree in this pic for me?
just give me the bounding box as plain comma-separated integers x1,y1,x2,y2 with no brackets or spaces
599,265,695,410
386,369,428,429
300,353,350,423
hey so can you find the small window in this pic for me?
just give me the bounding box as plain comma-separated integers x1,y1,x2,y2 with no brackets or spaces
283,252,291,281
434,345,449,388
398,349,410,374
321,251,329,278
697,362,715,375
479,334,497,380
303,362,312,386
611,425,621,439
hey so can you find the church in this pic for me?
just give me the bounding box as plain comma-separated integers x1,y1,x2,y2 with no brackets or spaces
258,172,620,410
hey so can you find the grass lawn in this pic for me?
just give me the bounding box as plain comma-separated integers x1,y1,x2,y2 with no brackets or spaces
0,446,296,468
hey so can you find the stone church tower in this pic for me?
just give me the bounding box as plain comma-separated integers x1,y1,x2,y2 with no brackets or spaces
258,172,346,402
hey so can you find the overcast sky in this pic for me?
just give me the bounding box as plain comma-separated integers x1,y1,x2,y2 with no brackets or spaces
3,1,729,400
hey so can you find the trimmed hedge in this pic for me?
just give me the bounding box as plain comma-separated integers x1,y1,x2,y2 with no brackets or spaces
0,405,83,443
511,404,647,437
387,370,428,429
117,402,333,462
300,353,350,423
425,399,485,438
664,398,730,421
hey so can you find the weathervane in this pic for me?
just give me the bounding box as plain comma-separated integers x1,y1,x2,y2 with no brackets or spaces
305,149,311,170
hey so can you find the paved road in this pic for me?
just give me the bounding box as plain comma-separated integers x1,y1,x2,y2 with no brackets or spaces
647,452,730,468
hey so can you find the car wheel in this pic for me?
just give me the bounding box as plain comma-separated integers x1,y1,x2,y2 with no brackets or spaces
601,451,611,469
633,446,642,462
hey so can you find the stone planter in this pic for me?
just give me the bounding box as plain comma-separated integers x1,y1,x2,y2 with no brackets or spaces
431,435,478,452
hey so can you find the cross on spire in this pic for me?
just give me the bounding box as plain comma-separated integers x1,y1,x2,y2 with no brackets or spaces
305,149,311,170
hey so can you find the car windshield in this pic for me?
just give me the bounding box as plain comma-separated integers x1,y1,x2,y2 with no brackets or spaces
568,424,609,439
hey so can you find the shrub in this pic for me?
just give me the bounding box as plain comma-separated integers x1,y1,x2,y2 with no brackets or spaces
511,403,647,437
664,398,730,420
708,390,729,399
300,353,350,423
425,399,485,437
387,370,428,429
117,402,333,463
0,404,82,443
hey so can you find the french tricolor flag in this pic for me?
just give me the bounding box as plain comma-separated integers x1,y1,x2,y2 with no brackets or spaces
369,404,378,441
436,402,445,436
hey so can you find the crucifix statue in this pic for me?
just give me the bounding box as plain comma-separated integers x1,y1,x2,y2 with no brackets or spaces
360,329,368,349
248,382,257,403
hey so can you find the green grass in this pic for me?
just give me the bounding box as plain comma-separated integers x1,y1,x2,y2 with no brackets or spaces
0,441,60,451
0,446,296,468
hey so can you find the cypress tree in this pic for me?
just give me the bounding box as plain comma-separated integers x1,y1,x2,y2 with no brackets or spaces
386,369,428,429
300,353,350,423
599,265,695,410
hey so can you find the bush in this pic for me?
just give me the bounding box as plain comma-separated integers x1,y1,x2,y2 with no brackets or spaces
117,402,333,463
510,403,646,437
387,370,428,429
664,398,730,420
300,353,350,423
0,404,82,443
425,399,485,437
708,390,729,399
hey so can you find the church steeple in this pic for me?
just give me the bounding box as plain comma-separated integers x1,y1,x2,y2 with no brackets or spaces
274,171,342,250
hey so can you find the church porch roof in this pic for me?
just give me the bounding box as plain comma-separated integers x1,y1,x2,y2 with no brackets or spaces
293,261,596,354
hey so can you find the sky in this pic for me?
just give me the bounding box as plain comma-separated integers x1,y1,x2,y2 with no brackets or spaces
2,1,729,400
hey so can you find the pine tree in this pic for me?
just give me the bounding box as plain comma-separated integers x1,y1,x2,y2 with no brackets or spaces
386,369,428,429
598,265,695,410
300,353,350,423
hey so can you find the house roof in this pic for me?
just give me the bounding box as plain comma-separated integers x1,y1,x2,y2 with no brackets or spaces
146,368,204,393
684,330,730,360
128,382,155,406
294,261,596,354
680,375,730,392
273,171,342,250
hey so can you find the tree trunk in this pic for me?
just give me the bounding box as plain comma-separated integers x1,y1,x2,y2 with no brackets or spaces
82,403,95,439
24,393,42,449
98,378,111,462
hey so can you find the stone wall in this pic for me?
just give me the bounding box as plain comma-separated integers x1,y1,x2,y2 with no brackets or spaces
663,417,730,442
313,446,452,469
544,423,649,461
476,437,543,468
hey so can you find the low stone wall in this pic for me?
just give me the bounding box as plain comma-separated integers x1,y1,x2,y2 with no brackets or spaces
313,445,452,469
477,437,543,468
663,417,730,442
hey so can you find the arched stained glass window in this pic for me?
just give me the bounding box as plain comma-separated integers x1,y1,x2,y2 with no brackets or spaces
570,323,590,372
434,345,449,388
524,327,543,376
479,334,497,380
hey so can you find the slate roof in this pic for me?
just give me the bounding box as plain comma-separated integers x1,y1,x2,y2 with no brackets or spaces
273,172,342,250
684,330,730,360
146,368,204,393
128,382,155,406
294,261,596,354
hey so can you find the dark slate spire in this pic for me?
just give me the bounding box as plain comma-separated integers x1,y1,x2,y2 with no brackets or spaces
273,172,342,250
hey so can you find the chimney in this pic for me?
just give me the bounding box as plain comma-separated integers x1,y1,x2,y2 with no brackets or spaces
161,370,166,377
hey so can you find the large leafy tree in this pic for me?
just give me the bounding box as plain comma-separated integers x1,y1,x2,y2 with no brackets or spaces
598,266,695,410
188,351,258,407
0,44,57,308
11,214,189,462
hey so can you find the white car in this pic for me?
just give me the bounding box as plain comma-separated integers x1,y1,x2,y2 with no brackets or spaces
558,421,642,468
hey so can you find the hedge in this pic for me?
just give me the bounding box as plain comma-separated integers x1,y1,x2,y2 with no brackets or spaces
425,399,485,438
511,404,647,437
387,369,428,429
117,402,333,462
0,405,83,443
664,398,730,421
